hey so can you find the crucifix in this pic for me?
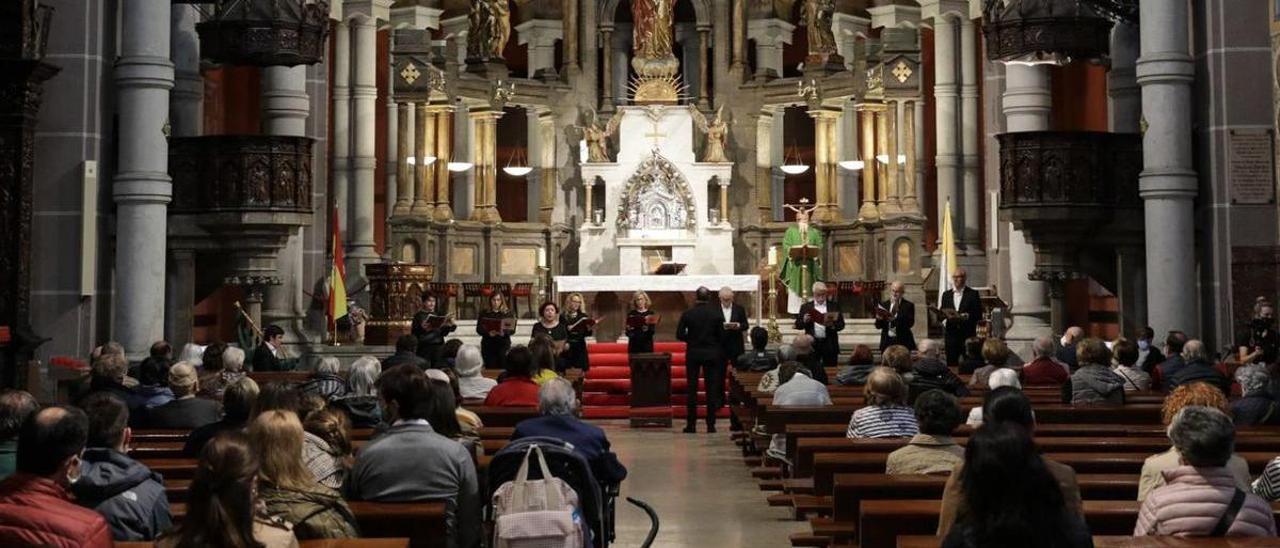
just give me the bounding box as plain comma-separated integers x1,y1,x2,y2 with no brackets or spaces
642,106,666,151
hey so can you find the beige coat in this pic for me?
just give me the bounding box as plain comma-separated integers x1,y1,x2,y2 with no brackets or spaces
936,457,1083,536
885,434,965,475
1137,447,1251,501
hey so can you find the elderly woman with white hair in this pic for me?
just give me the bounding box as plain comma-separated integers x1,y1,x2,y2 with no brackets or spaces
966,368,1022,427
511,377,628,484
454,344,496,400
300,356,350,401
332,356,382,427
1231,364,1280,426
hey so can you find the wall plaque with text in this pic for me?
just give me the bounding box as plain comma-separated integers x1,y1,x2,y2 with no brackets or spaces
1229,129,1276,205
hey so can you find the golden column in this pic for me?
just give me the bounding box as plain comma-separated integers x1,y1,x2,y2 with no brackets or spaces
755,109,775,223
901,100,920,213
564,0,579,72
412,103,435,215
809,107,841,223
881,103,901,214
857,107,880,220
393,101,413,215
538,111,557,224
469,108,503,223
599,27,614,110
433,107,455,222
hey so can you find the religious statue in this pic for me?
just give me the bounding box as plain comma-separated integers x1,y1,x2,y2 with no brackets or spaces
630,0,682,103
800,0,838,57
781,200,824,313
577,108,621,163
691,105,730,163
467,0,510,60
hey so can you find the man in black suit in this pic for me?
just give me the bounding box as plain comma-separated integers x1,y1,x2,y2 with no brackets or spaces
875,281,917,351
939,268,982,367
716,287,750,368
676,287,725,433
795,281,845,377
251,324,285,371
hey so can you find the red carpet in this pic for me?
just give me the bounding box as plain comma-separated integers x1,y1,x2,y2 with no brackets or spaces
581,342,730,420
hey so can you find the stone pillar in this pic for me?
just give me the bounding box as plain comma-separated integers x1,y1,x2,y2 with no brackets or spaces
731,0,745,72
600,26,614,111
810,108,840,223
536,111,557,224
1110,21,1144,334
837,102,861,220
515,19,563,79
470,108,503,223
332,21,351,236
755,109,775,223
747,19,794,80
858,108,879,220
1137,0,1197,336
394,102,414,214
1116,245,1148,338
564,0,579,72
698,26,711,110
914,100,927,212
453,105,475,218
874,107,891,211
932,16,959,244
413,103,435,214
959,16,981,248
260,65,309,342
348,16,379,271
719,179,729,225
170,6,202,137
1002,64,1053,342
115,0,173,358
902,100,920,213
164,251,195,349
434,109,455,221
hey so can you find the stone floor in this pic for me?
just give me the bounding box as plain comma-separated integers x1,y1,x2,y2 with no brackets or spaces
603,422,804,547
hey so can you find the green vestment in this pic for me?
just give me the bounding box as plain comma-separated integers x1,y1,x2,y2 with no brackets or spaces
781,223,823,296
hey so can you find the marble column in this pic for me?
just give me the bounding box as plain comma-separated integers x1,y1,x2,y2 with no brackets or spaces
260,65,308,340
413,103,435,214
959,16,981,248
434,108,455,221
453,105,475,218
384,70,397,215
1002,64,1052,342
564,0,579,72
913,100,927,212
394,102,414,214
858,108,879,220
875,107,895,213
348,16,379,272
933,16,960,243
902,100,920,213
470,108,503,223
115,0,173,358
332,21,351,236
170,6,202,137
1137,0,1197,336
698,26,711,110
163,251,194,349
755,109,775,223
811,108,840,223
731,0,745,72
1110,22,1144,334
600,26,614,111
536,111,557,224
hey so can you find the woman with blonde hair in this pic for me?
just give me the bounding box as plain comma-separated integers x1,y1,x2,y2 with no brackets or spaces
476,292,516,369
626,290,656,354
248,410,359,539
847,367,918,439
561,292,596,371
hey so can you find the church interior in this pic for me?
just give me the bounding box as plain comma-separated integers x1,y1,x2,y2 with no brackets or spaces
2,0,1280,546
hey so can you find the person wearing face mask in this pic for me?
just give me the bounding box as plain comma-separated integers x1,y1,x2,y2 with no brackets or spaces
0,406,112,546
1133,326,1166,372
1239,304,1278,366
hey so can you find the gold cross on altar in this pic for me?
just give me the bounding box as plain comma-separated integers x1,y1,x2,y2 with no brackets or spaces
644,117,665,150
400,63,421,84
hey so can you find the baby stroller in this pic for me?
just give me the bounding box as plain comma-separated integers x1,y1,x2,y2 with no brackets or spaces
487,436,658,548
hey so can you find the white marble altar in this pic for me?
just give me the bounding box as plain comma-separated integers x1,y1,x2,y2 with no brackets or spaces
579,106,734,276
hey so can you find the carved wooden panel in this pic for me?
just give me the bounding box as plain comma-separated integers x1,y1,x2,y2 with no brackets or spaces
170,135,313,213
197,0,330,66
365,263,435,346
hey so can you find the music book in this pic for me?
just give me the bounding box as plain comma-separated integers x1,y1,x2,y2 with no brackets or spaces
423,314,453,330
806,308,837,325
627,314,659,329
653,262,686,275
929,306,960,321
724,321,742,331
568,316,601,333
874,304,892,321
480,317,516,333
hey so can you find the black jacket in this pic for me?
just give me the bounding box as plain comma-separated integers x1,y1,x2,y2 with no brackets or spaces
1057,343,1079,371
795,300,846,364
383,350,429,370
145,397,223,430
875,298,917,351
72,448,171,541
1232,394,1280,426
939,287,982,339
676,302,724,363
1167,359,1230,394
907,358,969,403
183,418,245,458
252,342,282,371
735,350,778,372
411,310,456,348
716,303,750,363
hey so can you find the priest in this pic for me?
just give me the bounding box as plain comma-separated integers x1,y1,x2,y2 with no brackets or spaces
781,207,823,314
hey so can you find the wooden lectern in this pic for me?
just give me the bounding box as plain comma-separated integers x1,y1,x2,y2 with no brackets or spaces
364,263,435,345
629,352,672,428
789,244,820,301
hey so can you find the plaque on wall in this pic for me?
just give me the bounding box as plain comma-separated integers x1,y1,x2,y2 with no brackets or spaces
500,247,538,277
835,243,863,277
1229,129,1276,204
452,245,477,276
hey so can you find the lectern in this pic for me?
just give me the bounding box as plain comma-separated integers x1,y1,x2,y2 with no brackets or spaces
629,352,672,428
789,244,820,301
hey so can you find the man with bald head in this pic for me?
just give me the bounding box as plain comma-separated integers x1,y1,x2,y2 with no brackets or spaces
939,268,982,367
876,281,916,351
718,287,749,369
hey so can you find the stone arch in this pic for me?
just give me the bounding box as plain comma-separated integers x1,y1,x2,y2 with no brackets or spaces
598,0,712,27
617,152,698,232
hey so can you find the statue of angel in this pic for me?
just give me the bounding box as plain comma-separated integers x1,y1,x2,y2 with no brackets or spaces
691,105,730,163
577,108,622,163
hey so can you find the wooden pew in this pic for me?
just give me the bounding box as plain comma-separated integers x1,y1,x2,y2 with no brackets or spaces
170,501,448,548
898,536,1280,548
120,540,409,548
132,438,511,461
144,455,493,482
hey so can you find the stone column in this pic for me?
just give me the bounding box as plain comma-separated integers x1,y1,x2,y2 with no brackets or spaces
348,16,379,272
731,0,745,72
453,105,475,218
1002,64,1053,342
564,0,579,72
837,102,861,219
393,102,414,214
515,19,563,79
1110,22,1144,334
170,6,202,137
914,100,927,212
260,65,308,340
115,0,173,358
959,16,981,248
884,105,903,214
384,68,397,214
859,108,879,220
719,179,729,225
755,109,775,223
434,108,455,221
933,16,960,243
1137,0,1197,336
332,21,351,236
600,26,614,110
164,251,195,349
537,111,557,224
810,108,840,223
902,100,920,213
413,103,435,214
698,26,711,110
470,108,503,223
747,19,794,80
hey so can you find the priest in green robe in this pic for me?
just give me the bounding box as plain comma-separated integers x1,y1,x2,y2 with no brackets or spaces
781,208,823,313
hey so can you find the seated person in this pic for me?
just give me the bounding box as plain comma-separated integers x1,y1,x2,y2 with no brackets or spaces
512,377,628,485
384,334,429,370
886,389,965,475
909,339,968,403
957,337,986,375
1062,338,1126,405
455,345,496,401
1111,338,1152,392
332,356,382,428
78,352,145,424
1139,382,1251,501
1166,340,1230,394
299,357,350,401
301,408,353,490
0,389,38,480
1136,406,1276,536
881,344,914,377
847,367,918,439
736,327,779,372
345,364,478,548
249,410,358,539
185,377,259,457
424,369,482,458
0,406,112,546
484,346,541,407
133,357,174,410
966,368,1022,427
145,362,222,430
834,344,874,386
74,393,171,541
756,344,795,393
1021,336,1070,386
766,362,833,464
969,338,1018,389
1232,364,1280,426
196,342,228,399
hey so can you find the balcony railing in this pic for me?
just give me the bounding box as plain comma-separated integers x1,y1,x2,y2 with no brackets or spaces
170,135,313,213
998,131,1141,213
983,0,1112,65
196,0,329,66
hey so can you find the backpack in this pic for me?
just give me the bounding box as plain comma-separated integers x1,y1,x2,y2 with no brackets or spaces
492,444,589,548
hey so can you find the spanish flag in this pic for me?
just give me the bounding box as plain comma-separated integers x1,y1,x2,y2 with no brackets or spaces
328,207,348,331
937,200,957,308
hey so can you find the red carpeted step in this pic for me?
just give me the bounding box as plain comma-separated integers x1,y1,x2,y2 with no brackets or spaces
581,393,630,406
583,406,632,419
583,378,632,393
587,342,687,354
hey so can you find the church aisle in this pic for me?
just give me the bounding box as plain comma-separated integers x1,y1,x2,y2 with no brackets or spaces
604,423,805,547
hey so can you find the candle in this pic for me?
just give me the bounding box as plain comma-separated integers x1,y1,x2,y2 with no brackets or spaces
538,248,547,268
768,246,778,266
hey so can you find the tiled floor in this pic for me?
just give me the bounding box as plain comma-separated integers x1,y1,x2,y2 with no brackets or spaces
604,422,804,547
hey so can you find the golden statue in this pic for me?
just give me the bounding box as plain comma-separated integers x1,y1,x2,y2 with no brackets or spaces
800,0,838,57
467,0,510,60
577,108,622,163
691,106,730,163
631,0,681,103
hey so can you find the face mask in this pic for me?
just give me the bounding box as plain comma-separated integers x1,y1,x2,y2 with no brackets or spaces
1137,339,1150,351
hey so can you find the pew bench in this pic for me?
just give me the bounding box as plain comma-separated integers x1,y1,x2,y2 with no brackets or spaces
119,540,409,548
898,536,1280,548
169,501,449,548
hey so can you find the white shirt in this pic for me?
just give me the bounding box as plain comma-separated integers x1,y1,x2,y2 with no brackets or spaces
392,418,431,427
722,304,733,323
888,298,901,337
951,286,964,311
813,300,828,339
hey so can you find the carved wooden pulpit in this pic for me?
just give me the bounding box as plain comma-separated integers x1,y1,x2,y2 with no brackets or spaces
629,352,672,427
364,263,435,346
